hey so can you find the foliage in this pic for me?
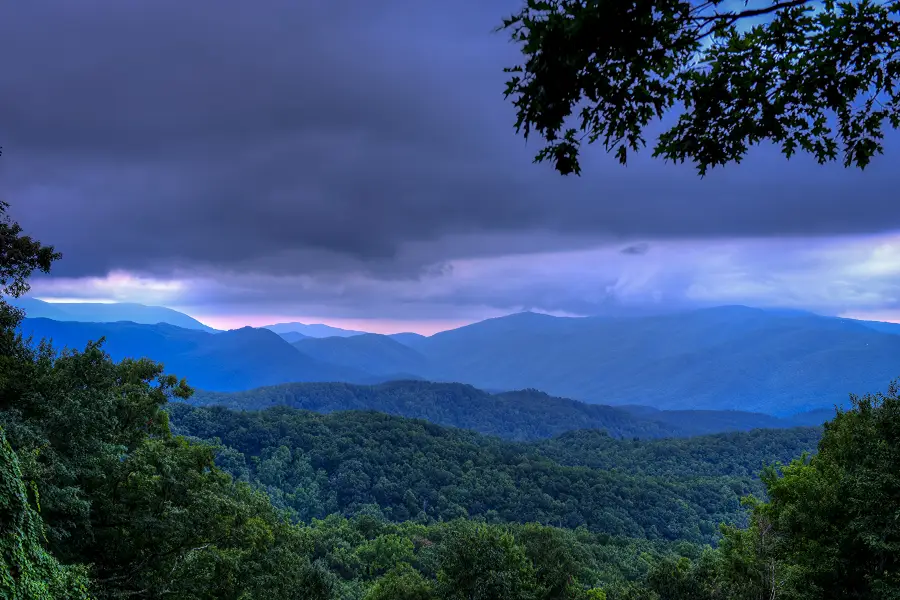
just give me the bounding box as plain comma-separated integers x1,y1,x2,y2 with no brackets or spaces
0,198,333,598
756,382,900,599
436,522,541,600
190,380,684,441
0,427,91,600
364,563,435,600
298,515,685,600
625,381,900,600
500,0,900,175
168,403,822,544
0,326,349,599
0,201,60,302
192,379,829,441
1,340,190,550
535,427,821,478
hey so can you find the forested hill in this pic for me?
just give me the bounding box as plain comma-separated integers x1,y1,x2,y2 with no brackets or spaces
168,403,821,544
533,427,823,478
189,380,822,440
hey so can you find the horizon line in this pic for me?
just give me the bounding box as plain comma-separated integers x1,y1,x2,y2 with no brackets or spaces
19,297,900,334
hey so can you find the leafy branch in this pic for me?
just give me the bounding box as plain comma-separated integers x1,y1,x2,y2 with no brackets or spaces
500,0,900,175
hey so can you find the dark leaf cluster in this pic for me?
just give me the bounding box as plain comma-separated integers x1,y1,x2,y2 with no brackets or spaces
501,0,900,175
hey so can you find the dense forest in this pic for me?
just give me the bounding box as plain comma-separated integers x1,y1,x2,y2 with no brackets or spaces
189,381,683,440
533,428,823,478
168,404,819,543
190,381,818,441
2,202,899,599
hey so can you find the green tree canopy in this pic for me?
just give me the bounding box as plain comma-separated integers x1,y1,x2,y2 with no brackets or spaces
364,563,435,600
0,427,91,600
437,523,542,600
0,201,60,304
756,382,900,599
500,0,900,175
0,196,337,598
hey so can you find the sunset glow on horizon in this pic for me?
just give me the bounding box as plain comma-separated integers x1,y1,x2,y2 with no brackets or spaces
181,312,475,336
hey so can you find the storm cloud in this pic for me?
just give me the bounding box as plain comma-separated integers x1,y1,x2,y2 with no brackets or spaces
2,0,900,285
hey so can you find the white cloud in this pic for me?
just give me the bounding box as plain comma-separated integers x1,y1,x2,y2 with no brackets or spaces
31,270,186,305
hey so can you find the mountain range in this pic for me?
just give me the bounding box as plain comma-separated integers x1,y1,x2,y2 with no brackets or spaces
286,306,900,414
10,298,386,339
385,306,900,414
18,318,379,391
15,302,900,415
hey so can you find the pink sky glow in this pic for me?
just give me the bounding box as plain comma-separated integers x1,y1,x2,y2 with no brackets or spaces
183,313,473,336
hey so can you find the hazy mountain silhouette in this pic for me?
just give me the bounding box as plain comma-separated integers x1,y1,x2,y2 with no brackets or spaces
17,305,900,415
18,318,375,391
387,332,428,346
399,306,900,415
285,306,900,415
10,298,218,332
293,333,430,376
263,321,366,338
276,331,309,343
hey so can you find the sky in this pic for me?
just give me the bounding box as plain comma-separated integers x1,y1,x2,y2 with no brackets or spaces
2,0,900,334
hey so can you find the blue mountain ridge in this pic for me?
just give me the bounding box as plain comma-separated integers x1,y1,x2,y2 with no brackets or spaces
10,297,218,332
18,318,378,391
16,305,900,415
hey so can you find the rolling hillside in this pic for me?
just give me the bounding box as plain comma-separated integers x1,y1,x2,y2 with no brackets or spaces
169,403,822,543
615,405,806,436
189,380,827,440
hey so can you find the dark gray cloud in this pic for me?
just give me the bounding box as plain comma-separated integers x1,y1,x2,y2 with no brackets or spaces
621,243,650,256
2,0,900,281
